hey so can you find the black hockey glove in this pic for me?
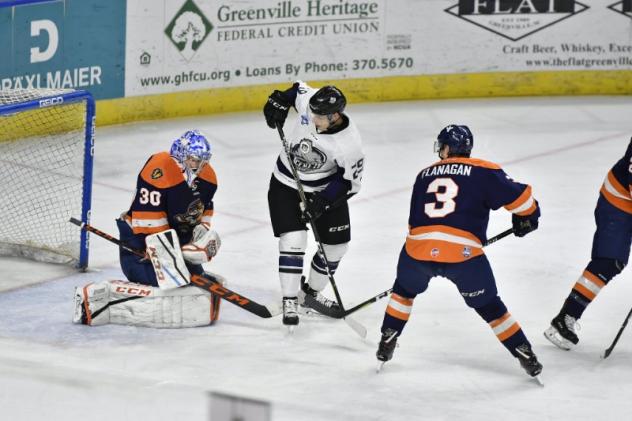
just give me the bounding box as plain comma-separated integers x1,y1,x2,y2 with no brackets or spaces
512,213,539,237
301,194,329,223
264,90,292,129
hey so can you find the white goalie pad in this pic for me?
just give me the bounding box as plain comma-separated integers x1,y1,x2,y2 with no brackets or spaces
72,280,221,328
145,229,191,290
182,224,221,265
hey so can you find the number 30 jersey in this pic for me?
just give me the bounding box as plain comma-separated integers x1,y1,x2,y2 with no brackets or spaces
406,157,538,263
123,152,217,245
273,81,365,195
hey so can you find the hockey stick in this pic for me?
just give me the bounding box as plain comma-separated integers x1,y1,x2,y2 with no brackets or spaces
69,217,280,319
602,307,632,359
275,125,367,338
483,227,514,247
329,227,516,319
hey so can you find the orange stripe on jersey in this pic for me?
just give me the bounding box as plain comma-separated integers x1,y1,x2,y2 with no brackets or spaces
432,157,501,170
198,163,218,186
132,210,168,220
405,238,484,263
409,225,482,245
504,185,537,216
606,171,629,198
407,225,483,262
601,171,632,214
131,210,169,234
139,152,185,189
600,186,632,214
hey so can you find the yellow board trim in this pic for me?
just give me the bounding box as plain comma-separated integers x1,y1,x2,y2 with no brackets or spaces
96,70,632,126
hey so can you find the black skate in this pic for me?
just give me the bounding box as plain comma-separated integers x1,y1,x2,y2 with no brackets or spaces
376,328,398,372
515,344,543,385
544,312,579,350
298,276,344,318
282,297,299,330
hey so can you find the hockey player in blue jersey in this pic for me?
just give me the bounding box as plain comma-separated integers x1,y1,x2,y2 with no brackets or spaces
116,129,219,287
376,125,543,380
72,130,223,328
545,138,632,350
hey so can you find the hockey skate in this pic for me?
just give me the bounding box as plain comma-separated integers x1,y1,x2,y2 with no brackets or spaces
376,328,398,372
515,344,543,385
283,297,299,332
544,312,579,350
298,276,344,318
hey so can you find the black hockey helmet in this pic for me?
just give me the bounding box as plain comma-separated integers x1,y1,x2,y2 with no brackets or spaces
309,86,346,115
436,125,473,156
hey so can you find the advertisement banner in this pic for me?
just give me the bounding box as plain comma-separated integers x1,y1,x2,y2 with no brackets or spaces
0,0,125,100
125,0,632,97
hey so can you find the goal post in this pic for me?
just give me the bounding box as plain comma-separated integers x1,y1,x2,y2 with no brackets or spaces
0,89,95,269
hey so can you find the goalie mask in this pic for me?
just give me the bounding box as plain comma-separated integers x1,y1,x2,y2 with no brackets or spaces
170,130,212,185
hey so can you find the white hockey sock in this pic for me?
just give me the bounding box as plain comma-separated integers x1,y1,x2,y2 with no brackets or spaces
308,243,348,291
279,231,307,297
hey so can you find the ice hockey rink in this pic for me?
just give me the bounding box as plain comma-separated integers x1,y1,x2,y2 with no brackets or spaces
1,96,632,421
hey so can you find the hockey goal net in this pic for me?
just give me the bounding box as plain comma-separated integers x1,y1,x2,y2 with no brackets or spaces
0,89,94,269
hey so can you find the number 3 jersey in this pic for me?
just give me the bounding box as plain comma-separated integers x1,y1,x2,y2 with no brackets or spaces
406,157,538,263
273,81,365,196
123,152,218,245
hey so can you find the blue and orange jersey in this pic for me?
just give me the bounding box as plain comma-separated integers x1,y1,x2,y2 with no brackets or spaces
124,152,217,245
406,157,538,263
599,139,632,214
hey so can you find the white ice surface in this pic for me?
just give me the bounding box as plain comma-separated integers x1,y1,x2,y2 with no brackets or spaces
1,96,632,421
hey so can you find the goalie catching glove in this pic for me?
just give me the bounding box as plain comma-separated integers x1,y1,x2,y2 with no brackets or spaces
182,224,221,264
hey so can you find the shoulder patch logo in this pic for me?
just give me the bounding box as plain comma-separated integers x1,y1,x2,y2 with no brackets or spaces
152,168,164,179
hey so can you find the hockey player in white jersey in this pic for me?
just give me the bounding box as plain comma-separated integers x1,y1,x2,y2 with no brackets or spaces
263,81,365,327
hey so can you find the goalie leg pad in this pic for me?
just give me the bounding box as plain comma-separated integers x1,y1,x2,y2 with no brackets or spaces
73,280,220,328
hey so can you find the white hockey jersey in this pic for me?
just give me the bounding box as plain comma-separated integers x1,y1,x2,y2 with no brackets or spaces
273,81,365,194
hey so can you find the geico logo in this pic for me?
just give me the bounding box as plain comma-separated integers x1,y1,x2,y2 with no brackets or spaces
328,224,350,232
39,96,64,108
115,286,152,296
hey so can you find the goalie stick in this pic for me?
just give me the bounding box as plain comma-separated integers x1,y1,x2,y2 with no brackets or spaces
322,228,516,319
69,217,280,319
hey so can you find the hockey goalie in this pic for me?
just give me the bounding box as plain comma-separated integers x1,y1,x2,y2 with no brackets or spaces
73,130,224,328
